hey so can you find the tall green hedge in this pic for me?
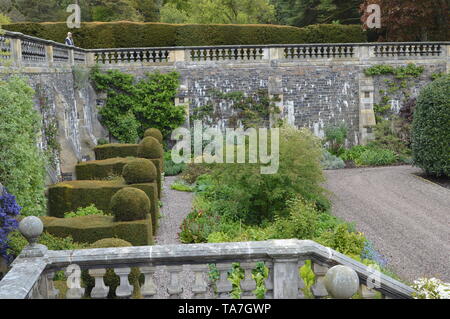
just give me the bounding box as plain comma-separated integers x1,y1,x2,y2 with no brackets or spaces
412,74,450,177
4,22,367,48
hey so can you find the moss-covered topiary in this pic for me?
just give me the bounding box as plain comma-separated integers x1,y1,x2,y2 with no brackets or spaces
82,238,141,299
143,128,163,144
122,159,157,184
94,144,139,161
412,74,450,177
41,214,153,246
137,137,164,159
75,157,135,180
110,187,151,222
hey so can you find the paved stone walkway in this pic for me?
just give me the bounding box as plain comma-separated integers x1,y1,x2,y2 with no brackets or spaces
324,165,450,283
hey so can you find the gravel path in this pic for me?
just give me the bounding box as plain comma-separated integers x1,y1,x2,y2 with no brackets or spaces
153,176,216,298
324,165,450,283
155,176,194,245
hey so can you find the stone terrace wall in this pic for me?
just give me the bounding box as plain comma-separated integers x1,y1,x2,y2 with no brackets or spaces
1,31,449,181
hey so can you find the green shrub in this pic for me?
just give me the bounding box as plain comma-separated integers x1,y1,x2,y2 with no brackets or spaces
324,124,348,156
4,22,367,48
321,150,345,170
82,238,140,299
144,128,163,144
181,163,211,184
315,224,366,257
94,144,139,161
7,231,88,259
368,118,411,157
137,137,164,159
41,215,153,246
164,152,187,176
122,159,157,184
412,74,450,177
97,138,109,146
341,145,370,162
0,76,46,216
206,126,329,225
357,148,398,166
64,204,107,218
110,187,151,222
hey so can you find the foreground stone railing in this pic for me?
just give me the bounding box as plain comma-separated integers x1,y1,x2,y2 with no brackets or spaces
0,30,448,68
0,217,414,299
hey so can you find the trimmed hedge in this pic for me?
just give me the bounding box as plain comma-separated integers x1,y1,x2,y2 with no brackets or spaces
41,215,153,246
94,144,139,161
412,74,450,177
144,128,163,144
122,159,157,184
76,157,135,180
82,238,141,299
4,22,367,48
111,187,151,222
47,180,159,233
74,157,162,198
138,137,164,159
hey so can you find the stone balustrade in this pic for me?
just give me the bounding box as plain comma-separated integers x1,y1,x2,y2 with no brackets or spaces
0,30,448,68
0,217,415,299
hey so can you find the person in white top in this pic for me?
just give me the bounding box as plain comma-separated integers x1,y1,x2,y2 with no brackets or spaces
65,32,75,46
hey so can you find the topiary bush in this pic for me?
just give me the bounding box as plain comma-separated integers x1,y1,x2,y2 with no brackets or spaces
81,238,140,299
137,137,164,159
110,188,151,222
122,159,157,184
412,74,450,177
144,128,163,144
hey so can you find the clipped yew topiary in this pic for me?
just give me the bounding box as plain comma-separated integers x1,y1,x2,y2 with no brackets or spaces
122,159,157,184
110,187,151,222
137,136,164,159
144,128,163,144
82,238,141,299
412,74,450,177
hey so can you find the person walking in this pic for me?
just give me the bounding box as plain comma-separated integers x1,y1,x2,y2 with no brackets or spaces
65,32,75,46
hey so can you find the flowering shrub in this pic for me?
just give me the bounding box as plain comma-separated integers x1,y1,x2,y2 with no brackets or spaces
0,190,21,262
412,278,450,299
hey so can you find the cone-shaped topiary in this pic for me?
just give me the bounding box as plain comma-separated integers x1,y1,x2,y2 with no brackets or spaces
110,187,151,222
144,128,163,144
122,159,157,184
81,238,140,299
137,136,164,159
412,74,450,177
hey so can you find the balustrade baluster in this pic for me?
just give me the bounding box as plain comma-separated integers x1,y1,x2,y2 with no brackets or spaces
114,267,134,299
311,263,329,298
216,263,232,299
191,264,208,299
167,265,183,299
240,262,256,299
89,268,109,299
140,266,157,299
264,262,273,299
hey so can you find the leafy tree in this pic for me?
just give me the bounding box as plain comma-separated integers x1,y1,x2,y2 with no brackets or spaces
273,0,361,27
361,0,450,41
161,0,275,24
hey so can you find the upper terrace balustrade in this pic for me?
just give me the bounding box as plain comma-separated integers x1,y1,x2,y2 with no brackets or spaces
0,30,448,68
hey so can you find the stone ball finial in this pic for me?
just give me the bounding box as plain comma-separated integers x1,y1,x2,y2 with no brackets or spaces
19,216,43,245
324,265,359,299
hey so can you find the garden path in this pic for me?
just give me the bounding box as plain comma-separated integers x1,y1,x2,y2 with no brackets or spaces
324,165,450,283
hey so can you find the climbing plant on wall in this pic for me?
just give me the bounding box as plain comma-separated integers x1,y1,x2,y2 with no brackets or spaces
0,76,46,216
91,67,185,143
192,89,281,128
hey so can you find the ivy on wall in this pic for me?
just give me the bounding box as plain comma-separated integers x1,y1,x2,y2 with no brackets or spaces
91,67,186,143
192,89,282,128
